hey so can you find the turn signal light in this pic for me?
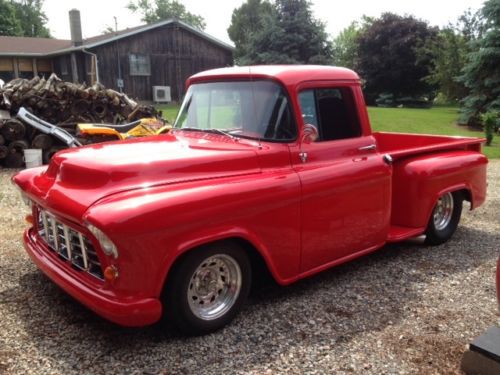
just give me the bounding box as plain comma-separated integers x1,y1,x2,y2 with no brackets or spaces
104,265,119,282
25,214,34,224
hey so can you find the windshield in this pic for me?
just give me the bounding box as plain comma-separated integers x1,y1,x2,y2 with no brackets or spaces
174,80,296,141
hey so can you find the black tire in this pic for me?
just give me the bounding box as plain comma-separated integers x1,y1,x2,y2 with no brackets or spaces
162,241,251,335
424,191,463,245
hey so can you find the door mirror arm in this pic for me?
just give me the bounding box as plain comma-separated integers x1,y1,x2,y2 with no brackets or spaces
300,123,319,145
298,124,318,163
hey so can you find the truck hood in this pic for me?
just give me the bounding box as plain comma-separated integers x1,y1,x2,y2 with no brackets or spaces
15,132,261,221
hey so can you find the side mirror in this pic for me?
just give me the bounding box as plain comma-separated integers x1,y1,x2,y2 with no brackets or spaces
300,123,319,144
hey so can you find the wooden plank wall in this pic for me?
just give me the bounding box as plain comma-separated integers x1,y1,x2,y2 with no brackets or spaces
90,24,233,101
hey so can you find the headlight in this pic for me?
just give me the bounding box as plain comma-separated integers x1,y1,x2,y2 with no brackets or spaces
20,194,32,209
86,224,119,259
11,181,32,209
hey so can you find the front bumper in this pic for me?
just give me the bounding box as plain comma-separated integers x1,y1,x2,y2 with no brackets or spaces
23,228,162,327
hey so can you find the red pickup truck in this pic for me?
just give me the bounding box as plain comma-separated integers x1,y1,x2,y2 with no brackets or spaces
13,66,487,335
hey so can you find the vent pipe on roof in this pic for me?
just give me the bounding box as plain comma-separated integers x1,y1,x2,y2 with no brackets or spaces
69,9,83,46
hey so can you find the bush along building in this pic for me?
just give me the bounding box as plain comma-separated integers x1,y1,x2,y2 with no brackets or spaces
0,9,234,102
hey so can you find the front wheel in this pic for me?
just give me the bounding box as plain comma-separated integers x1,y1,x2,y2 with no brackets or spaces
424,191,463,245
162,242,251,335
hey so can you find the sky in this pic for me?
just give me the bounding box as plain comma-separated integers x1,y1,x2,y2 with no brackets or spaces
42,0,486,44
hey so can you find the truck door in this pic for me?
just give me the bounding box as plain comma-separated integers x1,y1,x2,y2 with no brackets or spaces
291,84,392,273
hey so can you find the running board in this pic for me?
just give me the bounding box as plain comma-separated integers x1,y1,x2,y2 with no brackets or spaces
387,226,425,242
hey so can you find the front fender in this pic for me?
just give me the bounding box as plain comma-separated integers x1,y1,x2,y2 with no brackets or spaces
84,171,301,298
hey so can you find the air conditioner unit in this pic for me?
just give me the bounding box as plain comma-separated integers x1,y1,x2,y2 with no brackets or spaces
153,86,171,103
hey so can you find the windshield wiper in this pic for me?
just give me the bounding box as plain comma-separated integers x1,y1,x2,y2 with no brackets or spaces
176,127,238,140
204,128,238,140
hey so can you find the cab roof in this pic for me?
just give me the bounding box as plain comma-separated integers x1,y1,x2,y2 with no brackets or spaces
188,65,360,87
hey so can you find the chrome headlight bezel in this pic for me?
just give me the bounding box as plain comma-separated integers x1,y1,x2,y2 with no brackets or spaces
11,180,32,209
86,223,119,259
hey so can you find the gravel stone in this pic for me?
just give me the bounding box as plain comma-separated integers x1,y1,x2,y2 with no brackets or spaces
0,161,499,374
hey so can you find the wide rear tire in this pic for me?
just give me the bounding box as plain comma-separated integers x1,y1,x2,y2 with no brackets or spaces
424,191,463,245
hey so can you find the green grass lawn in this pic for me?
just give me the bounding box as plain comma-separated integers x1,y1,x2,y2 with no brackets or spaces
156,103,180,124
368,106,499,159
155,103,499,159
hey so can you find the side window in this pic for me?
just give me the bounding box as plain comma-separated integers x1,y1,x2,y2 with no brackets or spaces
298,87,362,141
298,90,318,127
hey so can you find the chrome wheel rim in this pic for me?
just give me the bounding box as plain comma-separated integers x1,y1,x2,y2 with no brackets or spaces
187,254,242,321
433,193,454,231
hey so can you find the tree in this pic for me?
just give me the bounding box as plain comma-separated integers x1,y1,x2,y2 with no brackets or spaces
12,0,51,37
356,13,438,104
457,7,485,42
331,17,372,69
227,0,273,61
459,0,500,126
102,26,115,35
0,0,22,36
423,27,469,102
127,0,206,30
237,0,332,64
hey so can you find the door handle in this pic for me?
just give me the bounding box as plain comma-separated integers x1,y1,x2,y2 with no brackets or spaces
358,144,376,151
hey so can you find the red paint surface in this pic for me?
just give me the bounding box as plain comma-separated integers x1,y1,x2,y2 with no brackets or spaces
12,66,488,326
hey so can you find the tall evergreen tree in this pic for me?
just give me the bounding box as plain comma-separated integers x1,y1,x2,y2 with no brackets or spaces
236,0,332,64
459,0,500,125
228,0,273,62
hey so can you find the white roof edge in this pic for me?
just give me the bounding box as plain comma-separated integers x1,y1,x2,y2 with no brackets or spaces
47,19,234,56
0,52,46,57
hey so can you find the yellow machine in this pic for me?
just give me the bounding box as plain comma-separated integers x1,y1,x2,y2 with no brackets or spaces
77,118,171,142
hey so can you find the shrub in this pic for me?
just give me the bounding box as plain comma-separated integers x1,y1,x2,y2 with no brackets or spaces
481,111,499,146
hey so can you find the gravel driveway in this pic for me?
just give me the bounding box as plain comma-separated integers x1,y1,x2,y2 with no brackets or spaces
1,161,499,374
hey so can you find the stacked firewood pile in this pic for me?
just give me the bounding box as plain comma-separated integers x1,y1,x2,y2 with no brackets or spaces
0,73,158,168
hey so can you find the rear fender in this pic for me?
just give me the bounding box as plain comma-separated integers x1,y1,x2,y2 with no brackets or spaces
391,151,487,228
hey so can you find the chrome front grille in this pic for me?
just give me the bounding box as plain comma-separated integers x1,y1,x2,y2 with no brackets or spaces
37,209,104,280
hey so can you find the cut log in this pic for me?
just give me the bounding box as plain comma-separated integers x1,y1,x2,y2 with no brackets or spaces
71,99,91,115
31,134,53,150
0,145,8,159
92,101,108,118
8,139,29,153
0,109,10,120
0,73,160,159
127,105,141,121
3,151,24,168
1,119,26,141
43,146,65,164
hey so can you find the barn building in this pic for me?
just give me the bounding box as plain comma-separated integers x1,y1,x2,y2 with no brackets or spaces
0,9,234,101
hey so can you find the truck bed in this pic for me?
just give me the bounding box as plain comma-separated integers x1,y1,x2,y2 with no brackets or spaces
373,132,485,160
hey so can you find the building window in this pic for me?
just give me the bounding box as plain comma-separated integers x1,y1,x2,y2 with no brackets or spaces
129,53,150,76
60,58,68,75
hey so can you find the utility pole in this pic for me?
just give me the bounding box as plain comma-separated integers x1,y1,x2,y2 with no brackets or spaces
114,16,123,93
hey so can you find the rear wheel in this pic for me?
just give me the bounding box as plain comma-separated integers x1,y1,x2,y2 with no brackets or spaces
425,191,463,245
162,242,251,335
